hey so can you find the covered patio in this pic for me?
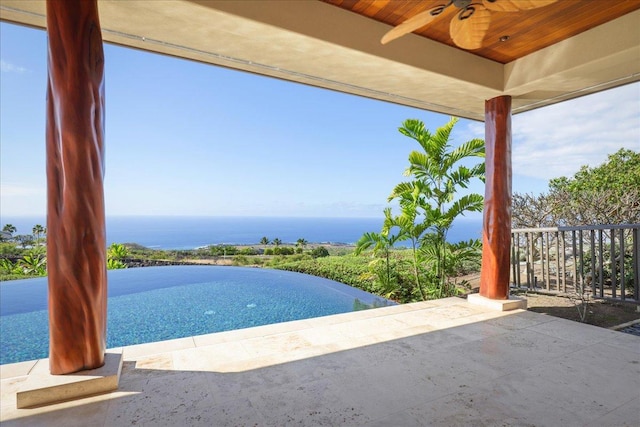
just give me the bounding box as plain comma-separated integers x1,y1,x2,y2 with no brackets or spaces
0,0,639,425
2,297,639,425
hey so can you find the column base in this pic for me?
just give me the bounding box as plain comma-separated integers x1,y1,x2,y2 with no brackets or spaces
16,350,122,409
467,293,527,311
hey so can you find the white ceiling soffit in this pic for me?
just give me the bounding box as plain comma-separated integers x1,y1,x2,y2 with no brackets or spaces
1,0,639,121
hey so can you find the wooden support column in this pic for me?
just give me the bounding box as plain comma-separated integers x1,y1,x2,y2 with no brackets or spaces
46,0,107,374
479,96,512,300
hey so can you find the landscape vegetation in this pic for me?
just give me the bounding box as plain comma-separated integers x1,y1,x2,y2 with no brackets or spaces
1,119,638,328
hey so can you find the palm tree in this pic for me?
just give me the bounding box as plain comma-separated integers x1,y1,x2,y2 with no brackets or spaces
355,208,403,298
296,238,308,251
260,237,269,246
381,200,430,300
389,117,485,298
2,224,17,235
272,238,282,247
2,224,16,241
32,224,46,245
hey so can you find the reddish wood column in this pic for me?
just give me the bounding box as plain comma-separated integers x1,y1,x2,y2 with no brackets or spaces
46,0,107,374
479,96,512,300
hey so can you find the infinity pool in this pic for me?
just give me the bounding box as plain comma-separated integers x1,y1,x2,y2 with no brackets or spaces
0,266,393,364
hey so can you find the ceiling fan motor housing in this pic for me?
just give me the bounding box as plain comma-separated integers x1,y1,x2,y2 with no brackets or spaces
452,0,473,8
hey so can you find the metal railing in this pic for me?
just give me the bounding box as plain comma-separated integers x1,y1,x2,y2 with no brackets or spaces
510,224,640,303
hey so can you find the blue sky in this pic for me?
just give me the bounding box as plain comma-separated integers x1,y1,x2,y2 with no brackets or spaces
1,22,639,219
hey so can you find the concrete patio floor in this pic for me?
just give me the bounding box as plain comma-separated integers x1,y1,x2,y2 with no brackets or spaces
1,297,639,426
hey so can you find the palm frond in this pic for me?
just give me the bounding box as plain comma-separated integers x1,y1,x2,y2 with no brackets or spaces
399,119,431,151
430,117,458,162
445,138,485,168
448,165,474,189
388,181,414,202
445,194,485,219
469,163,486,183
354,232,381,255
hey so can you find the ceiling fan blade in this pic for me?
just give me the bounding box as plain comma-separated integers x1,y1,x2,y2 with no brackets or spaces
482,0,558,13
450,4,491,50
381,6,445,45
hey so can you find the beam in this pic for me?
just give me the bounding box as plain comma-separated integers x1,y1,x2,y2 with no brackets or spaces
479,96,512,300
46,0,107,375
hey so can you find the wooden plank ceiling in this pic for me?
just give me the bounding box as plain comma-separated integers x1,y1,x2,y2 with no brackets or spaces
320,0,640,63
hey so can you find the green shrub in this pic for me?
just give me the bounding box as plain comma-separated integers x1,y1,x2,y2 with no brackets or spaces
238,247,260,255
274,255,373,292
107,258,127,269
310,246,330,258
17,252,47,276
232,255,248,266
0,258,21,275
0,242,23,256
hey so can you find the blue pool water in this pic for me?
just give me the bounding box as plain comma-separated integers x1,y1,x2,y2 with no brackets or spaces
0,266,393,365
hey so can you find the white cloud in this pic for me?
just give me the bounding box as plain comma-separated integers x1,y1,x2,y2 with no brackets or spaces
461,83,640,181
0,59,28,73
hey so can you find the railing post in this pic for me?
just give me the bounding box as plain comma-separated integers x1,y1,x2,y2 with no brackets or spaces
511,232,517,287
571,230,578,295
590,230,596,297
620,228,626,300
526,232,533,288
610,229,617,299
539,232,547,290
579,231,585,295
633,227,639,301
558,231,565,293
598,229,604,298
512,225,639,303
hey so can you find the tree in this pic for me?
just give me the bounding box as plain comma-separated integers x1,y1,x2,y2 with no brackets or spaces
383,191,430,300
549,148,640,225
513,148,640,227
1,224,16,241
388,117,485,298
2,224,16,235
32,224,46,245
311,246,329,258
272,238,282,247
260,237,270,246
511,192,556,228
295,238,308,254
14,235,35,249
355,208,404,298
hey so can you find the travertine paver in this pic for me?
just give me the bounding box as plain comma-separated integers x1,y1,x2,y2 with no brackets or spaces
1,297,639,426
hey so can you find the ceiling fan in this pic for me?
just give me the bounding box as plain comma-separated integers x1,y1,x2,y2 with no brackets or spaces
381,0,558,50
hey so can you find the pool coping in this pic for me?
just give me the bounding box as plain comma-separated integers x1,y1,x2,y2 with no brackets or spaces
3,297,639,426
0,298,449,381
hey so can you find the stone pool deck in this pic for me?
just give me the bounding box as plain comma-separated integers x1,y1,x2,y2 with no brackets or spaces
1,297,639,426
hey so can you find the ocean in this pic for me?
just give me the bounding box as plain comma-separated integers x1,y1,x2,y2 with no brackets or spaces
1,216,483,250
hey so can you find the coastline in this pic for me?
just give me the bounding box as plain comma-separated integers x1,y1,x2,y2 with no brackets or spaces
1,215,482,250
